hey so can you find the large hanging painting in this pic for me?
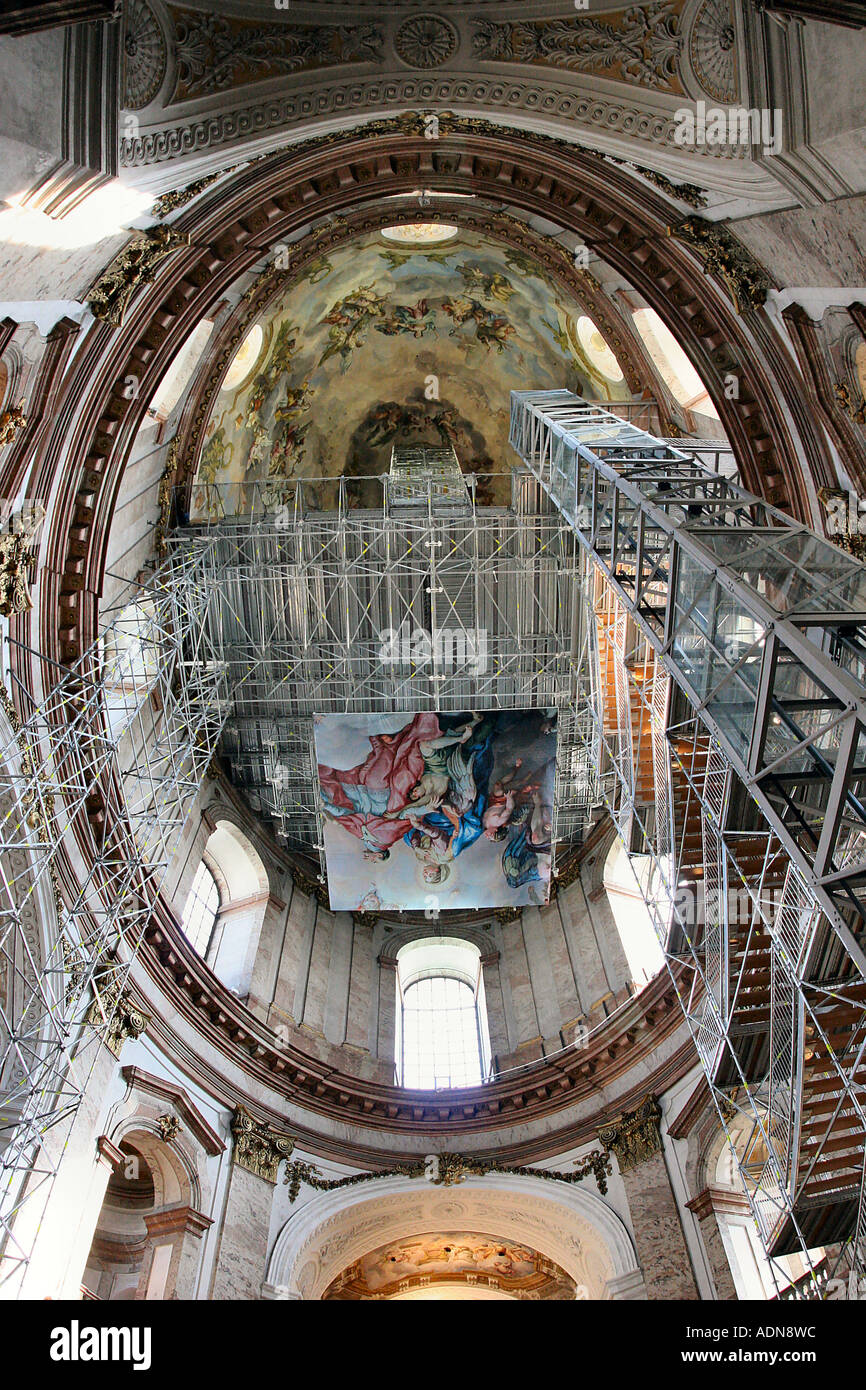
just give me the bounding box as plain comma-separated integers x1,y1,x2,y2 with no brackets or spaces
314,709,557,912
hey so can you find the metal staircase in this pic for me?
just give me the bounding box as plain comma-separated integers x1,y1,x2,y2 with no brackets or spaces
510,389,866,1291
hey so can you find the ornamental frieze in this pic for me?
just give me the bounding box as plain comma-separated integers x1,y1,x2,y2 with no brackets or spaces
471,2,685,94
167,5,383,101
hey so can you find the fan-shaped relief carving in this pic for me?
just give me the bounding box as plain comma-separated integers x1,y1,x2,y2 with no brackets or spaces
688,0,739,103
122,0,168,112
394,14,458,69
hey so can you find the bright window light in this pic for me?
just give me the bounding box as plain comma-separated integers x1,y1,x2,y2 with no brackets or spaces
181,861,220,957
396,938,490,1089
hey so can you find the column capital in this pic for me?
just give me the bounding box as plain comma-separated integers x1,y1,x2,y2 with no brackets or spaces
686,1185,751,1221
598,1094,663,1172
231,1105,294,1184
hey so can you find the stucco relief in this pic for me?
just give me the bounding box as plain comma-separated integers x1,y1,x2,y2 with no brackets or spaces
267,1174,643,1300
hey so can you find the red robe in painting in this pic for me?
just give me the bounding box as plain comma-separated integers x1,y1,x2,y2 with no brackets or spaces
318,711,441,848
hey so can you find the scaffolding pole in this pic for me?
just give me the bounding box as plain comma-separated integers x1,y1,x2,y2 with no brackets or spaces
0,540,229,1294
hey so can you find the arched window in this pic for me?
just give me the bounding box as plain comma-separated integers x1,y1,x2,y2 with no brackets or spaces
396,939,490,1089
181,860,220,957
177,820,270,993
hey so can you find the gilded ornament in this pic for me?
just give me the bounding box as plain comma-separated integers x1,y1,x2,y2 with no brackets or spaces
597,1094,663,1171
283,1146,612,1202
88,227,191,328
0,403,26,446
156,1113,180,1141
231,1105,294,1183
667,217,771,314
86,969,150,1057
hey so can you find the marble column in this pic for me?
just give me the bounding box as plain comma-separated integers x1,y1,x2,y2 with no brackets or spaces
599,1095,699,1301
210,1108,293,1301
686,1186,748,1301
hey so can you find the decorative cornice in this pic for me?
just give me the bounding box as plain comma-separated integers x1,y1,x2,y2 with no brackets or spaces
231,1104,294,1183
686,1184,750,1220
597,1094,663,1171
121,1064,225,1153
143,1204,213,1239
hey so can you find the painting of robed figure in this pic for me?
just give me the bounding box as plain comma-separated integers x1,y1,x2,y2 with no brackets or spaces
314,709,557,912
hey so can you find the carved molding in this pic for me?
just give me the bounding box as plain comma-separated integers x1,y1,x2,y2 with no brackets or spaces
231,1104,294,1183
120,1064,226,1153
119,76,737,169
597,1094,663,1172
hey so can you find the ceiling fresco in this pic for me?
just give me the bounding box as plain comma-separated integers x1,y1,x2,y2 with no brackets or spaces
322,1230,578,1300
192,227,629,518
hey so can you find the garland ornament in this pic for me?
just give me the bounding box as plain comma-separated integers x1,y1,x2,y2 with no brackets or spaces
282,1147,612,1203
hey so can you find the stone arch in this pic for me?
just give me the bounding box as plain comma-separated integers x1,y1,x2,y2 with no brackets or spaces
265,1172,644,1301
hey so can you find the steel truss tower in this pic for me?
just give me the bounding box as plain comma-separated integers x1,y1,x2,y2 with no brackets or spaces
510,390,866,1295
0,542,229,1294
174,454,592,865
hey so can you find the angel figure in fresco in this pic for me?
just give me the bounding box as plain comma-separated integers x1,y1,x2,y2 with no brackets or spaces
266,377,313,478
441,296,515,353
481,759,543,841
240,323,302,434
501,788,553,891
399,714,496,882
375,298,437,338
193,425,234,517
319,286,386,369
457,262,515,303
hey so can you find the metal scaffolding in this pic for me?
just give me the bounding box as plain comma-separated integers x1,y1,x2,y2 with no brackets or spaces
171,456,592,863
0,540,229,1294
510,389,866,1293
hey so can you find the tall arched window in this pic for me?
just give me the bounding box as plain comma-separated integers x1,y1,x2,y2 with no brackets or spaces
181,860,220,957
396,939,491,1089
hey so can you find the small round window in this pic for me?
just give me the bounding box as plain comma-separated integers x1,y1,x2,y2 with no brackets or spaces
221,324,264,392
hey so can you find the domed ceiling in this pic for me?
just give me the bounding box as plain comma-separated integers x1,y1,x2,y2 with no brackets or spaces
191,226,629,517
